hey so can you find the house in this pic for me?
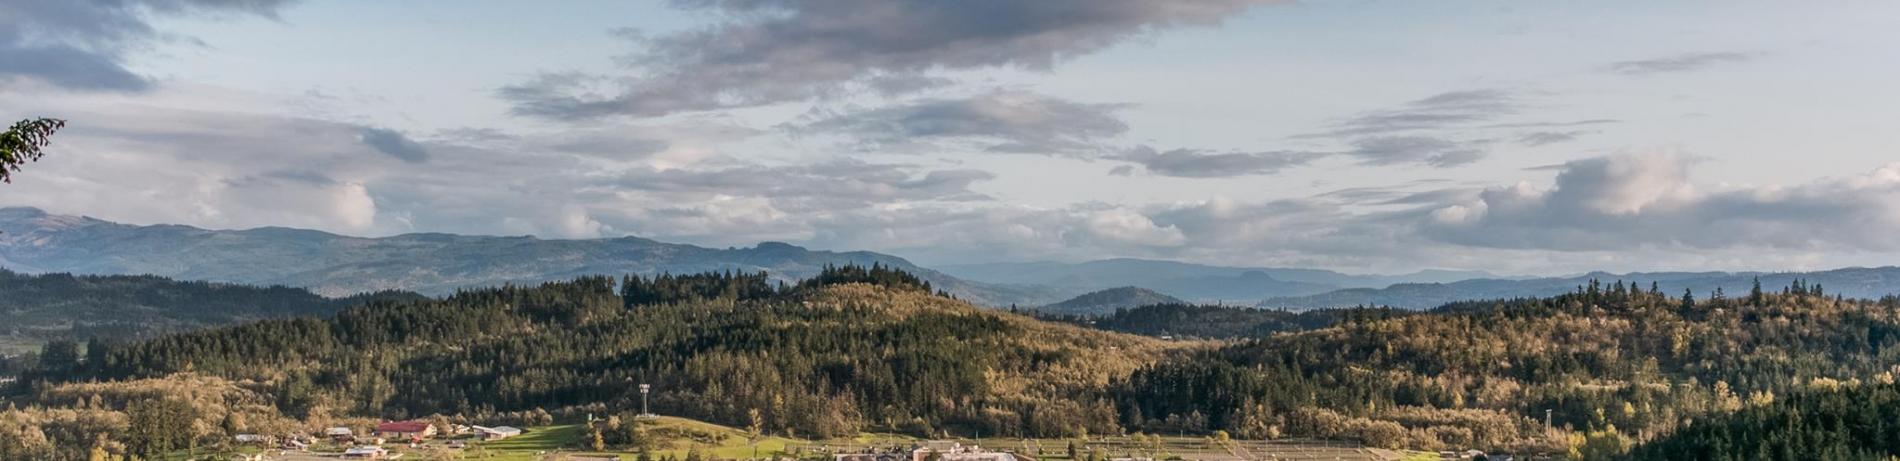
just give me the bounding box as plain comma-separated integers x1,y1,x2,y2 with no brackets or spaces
836,454,905,461
908,442,1021,461
344,446,389,459
326,427,355,441
376,420,438,440
234,434,272,445
472,425,523,441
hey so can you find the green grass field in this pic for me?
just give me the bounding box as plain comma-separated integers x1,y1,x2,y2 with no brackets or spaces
0,335,42,356
439,416,808,461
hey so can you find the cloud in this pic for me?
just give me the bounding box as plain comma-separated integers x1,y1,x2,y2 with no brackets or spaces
1320,89,1521,137
499,0,1278,119
1346,136,1487,167
1112,145,1322,177
1284,89,1538,168
0,0,295,91
601,160,995,209
1517,130,1587,146
1482,119,1620,129
1607,52,1755,75
792,90,1130,155
1082,208,1187,247
357,127,430,163
1422,152,1900,252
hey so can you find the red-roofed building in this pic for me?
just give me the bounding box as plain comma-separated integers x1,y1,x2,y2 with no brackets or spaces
374,421,437,440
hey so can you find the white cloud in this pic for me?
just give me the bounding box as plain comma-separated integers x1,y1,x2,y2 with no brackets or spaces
1084,208,1188,248
1422,152,1900,252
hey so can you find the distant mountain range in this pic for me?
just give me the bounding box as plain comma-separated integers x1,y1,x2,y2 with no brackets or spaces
1260,267,1900,309
940,258,1500,302
0,269,419,354
0,207,1066,306
12,207,1900,312
1038,286,1185,316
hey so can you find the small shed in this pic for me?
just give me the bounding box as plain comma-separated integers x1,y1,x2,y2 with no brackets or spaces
326,427,355,441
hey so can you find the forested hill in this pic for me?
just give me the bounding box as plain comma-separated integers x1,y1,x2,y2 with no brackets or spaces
17,270,1900,459
1038,286,1185,315
0,269,418,354
1259,266,1900,309
0,207,1064,306
1624,381,1900,460
1117,280,1900,455
12,265,1177,457
1064,303,1349,339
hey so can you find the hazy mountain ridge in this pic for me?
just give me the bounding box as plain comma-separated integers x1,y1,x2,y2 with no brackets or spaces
0,268,420,354
1260,266,1900,309
1038,286,1186,315
0,207,1068,306
940,258,1500,302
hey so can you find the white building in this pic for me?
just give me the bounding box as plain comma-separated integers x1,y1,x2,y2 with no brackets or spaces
472,425,524,440
343,446,389,459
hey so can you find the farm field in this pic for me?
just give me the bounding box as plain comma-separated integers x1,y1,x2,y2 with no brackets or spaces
249,416,1415,461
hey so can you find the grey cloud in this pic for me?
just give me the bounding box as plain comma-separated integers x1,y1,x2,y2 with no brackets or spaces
1518,130,1588,146
1482,119,1619,129
865,74,956,96
1607,52,1754,75
1347,136,1486,167
1316,184,1479,206
604,160,994,208
259,169,337,185
1319,89,1520,137
794,90,1130,155
1114,146,1322,177
1277,89,1540,168
0,0,295,91
1422,153,1900,252
548,133,671,159
358,127,431,163
500,0,1277,119
1377,188,1481,206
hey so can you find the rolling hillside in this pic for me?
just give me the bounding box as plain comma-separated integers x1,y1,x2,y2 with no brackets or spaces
0,269,418,353
30,267,1179,443
1038,286,1186,315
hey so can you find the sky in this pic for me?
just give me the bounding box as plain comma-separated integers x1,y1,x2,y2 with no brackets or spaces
3,0,1900,275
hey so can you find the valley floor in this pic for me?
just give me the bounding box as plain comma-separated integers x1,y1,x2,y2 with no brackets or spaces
250,416,1413,461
